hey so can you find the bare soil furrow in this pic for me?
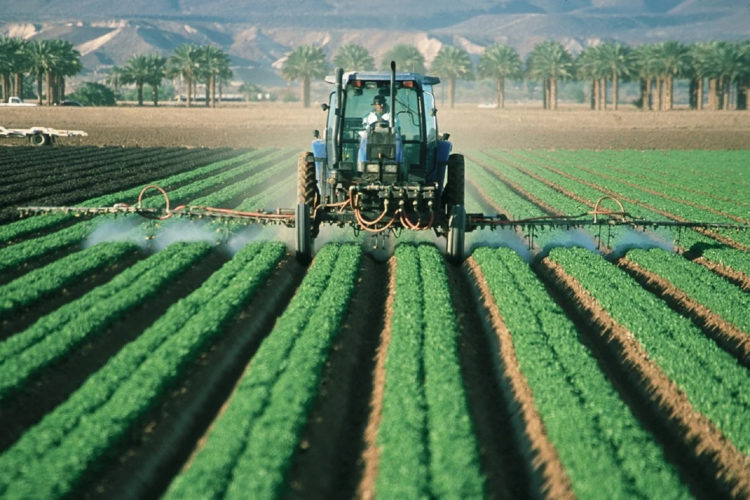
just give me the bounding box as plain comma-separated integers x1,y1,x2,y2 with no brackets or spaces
282,254,385,500
693,256,750,292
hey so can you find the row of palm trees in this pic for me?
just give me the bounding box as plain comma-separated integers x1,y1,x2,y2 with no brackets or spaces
0,36,81,105
284,40,750,110
108,44,233,106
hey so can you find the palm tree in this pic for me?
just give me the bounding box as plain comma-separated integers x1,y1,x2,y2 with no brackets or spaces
632,44,661,110
738,41,750,110
526,41,574,110
51,40,82,104
199,46,232,108
576,45,608,110
430,45,473,108
121,54,153,105
333,43,375,72
26,39,56,105
281,44,329,108
143,54,166,106
477,43,522,109
653,41,690,110
595,42,633,110
0,37,20,101
381,44,426,73
688,42,717,110
168,43,201,107
106,65,123,102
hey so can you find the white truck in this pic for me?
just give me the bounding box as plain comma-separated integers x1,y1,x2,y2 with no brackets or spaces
0,126,88,146
0,97,38,106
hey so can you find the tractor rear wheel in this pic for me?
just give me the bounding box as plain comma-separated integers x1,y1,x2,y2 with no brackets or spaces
297,151,318,206
296,202,312,264
446,204,466,265
444,153,465,214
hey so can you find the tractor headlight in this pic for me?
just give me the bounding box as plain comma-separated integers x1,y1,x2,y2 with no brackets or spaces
383,164,398,174
365,163,380,173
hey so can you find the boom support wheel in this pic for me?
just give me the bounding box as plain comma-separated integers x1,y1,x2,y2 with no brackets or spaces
444,153,465,215
29,133,51,147
296,202,313,264
446,204,466,265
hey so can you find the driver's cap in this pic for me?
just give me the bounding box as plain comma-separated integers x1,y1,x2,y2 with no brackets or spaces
372,94,386,105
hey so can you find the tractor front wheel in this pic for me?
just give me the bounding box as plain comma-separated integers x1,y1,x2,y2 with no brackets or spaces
446,204,466,265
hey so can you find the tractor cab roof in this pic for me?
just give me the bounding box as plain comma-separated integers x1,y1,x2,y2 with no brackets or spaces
325,71,440,89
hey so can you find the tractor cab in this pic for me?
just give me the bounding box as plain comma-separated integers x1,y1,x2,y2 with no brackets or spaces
311,65,452,205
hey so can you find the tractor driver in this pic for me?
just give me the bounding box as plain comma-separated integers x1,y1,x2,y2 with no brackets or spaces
363,94,397,129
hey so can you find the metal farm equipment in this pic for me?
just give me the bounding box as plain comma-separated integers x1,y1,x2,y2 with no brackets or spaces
16,63,750,262
1,126,88,146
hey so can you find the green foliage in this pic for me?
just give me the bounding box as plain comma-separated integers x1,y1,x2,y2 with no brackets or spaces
164,243,361,499
0,241,285,499
333,43,375,71
381,44,425,73
548,246,750,455
377,243,484,499
0,242,211,402
474,246,689,499
66,82,116,106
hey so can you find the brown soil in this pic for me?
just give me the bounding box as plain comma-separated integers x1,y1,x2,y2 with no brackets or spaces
619,258,750,367
541,257,750,499
3,104,750,150
694,257,750,292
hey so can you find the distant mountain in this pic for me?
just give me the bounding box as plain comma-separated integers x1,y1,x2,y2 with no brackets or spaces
1,0,748,87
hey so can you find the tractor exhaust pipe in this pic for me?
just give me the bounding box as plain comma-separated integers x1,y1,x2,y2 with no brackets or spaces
333,67,344,167
389,61,396,130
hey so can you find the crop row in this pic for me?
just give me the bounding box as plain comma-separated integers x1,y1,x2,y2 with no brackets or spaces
471,247,689,499
373,244,484,498
0,146,123,177
510,150,750,248
547,247,750,457
0,149,294,275
0,241,285,499
0,147,245,223
0,240,139,320
164,243,361,499
0,241,212,402
0,148,273,244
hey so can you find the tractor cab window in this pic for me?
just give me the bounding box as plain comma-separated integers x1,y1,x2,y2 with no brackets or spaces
341,82,423,171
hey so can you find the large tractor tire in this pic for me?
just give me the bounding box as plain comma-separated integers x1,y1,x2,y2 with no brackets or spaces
446,204,466,265
297,151,318,206
444,153,465,215
296,202,312,264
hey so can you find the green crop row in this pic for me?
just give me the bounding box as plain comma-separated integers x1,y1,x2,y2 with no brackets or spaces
0,241,212,401
547,246,750,455
518,151,750,247
0,241,139,318
540,149,750,217
0,241,285,499
164,243,361,499
701,247,750,277
473,247,689,499
625,248,750,332
375,243,484,499
466,158,547,219
499,150,749,270
468,150,588,216
0,149,293,273
0,148,271,244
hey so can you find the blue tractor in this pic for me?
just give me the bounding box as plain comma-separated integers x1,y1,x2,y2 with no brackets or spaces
295,62,467,263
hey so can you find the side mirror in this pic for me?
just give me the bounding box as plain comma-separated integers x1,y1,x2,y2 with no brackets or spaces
441,133,450,140
431,108,438,117
321,103,329,111
313,129,320,139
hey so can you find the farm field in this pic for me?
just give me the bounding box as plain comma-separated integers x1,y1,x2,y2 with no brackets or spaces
0,108,749,499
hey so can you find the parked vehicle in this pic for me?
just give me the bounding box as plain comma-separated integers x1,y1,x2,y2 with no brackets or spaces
0,97,37,107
